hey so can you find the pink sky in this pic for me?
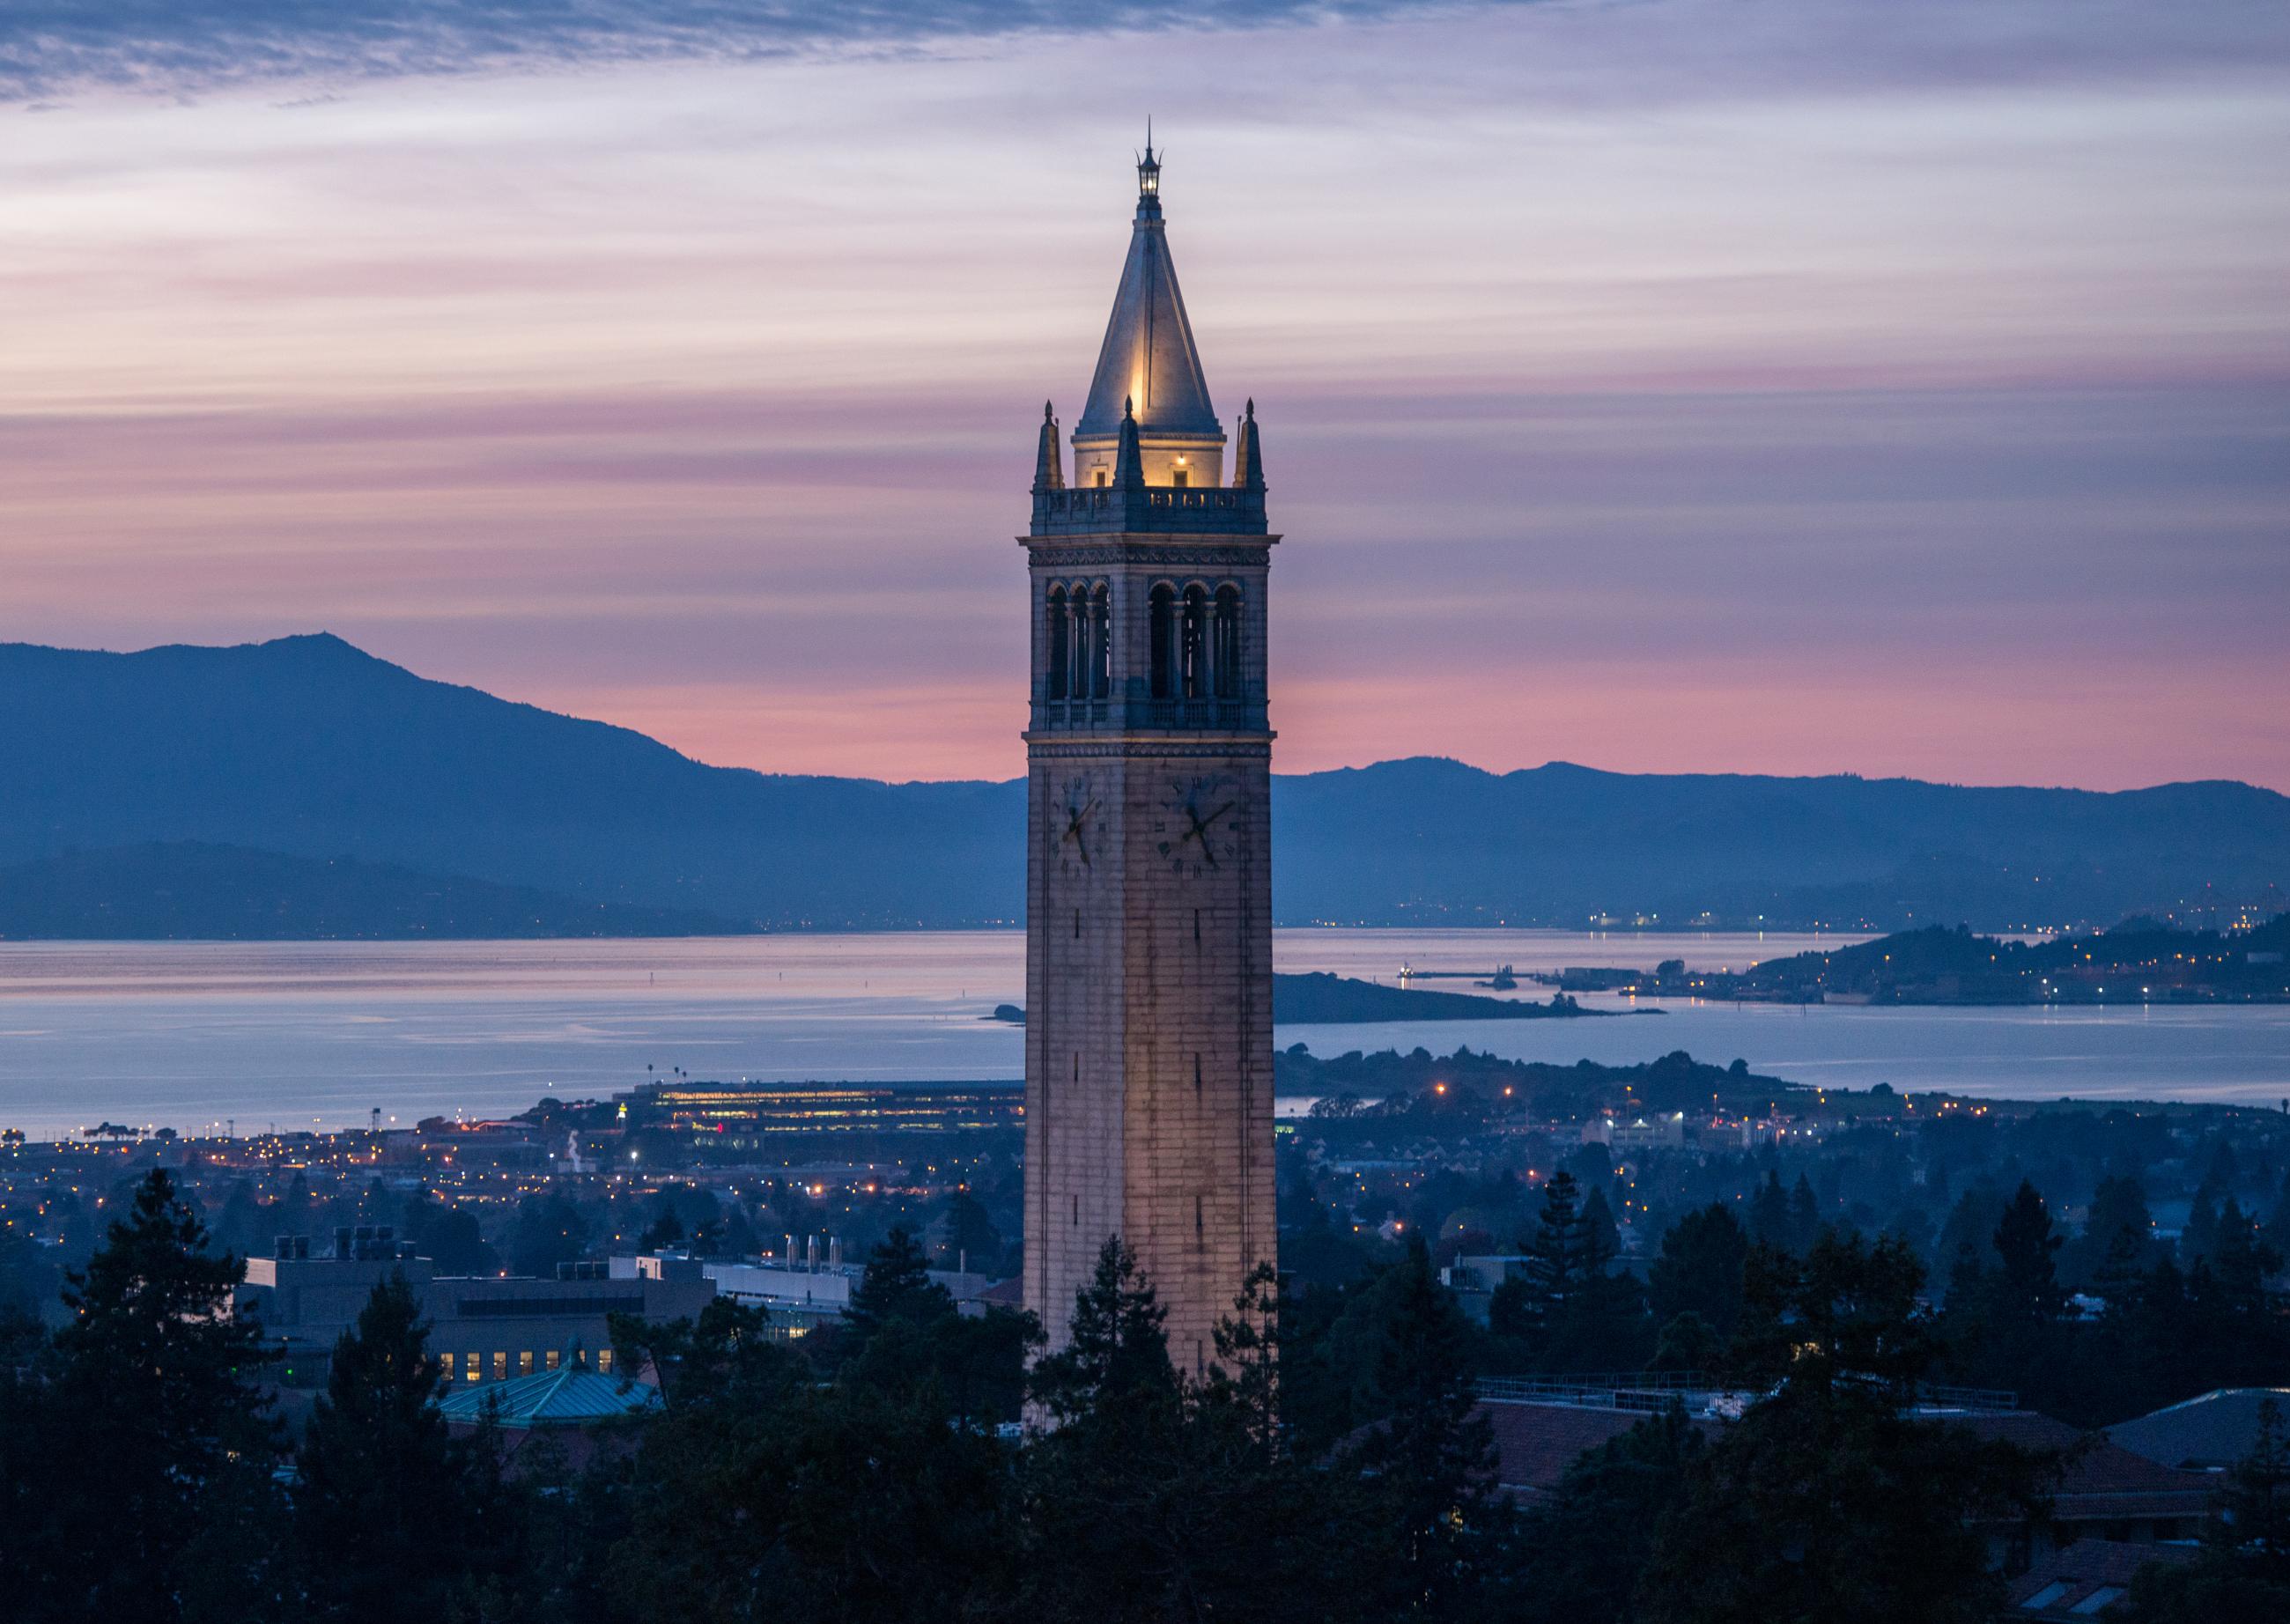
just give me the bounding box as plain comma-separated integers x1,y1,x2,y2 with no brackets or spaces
3,3,2286,790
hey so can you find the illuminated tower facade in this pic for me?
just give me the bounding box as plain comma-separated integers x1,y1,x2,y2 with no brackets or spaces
1022,143,1276,1377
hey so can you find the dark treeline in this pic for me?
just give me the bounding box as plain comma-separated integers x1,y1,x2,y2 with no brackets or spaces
1279,1057,2290,1428
5,1168,2288,1622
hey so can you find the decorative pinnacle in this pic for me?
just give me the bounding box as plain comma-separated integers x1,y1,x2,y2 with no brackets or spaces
1044,400,1055,421
1124,395,1135,419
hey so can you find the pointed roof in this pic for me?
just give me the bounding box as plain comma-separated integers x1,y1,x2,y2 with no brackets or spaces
1075,144,1220,440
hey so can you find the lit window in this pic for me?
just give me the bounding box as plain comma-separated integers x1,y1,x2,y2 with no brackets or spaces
520,1350,534,1376
545,1349,560,1371
466,1352,481,1383
598,1348,614,1375
493,1351,506,1380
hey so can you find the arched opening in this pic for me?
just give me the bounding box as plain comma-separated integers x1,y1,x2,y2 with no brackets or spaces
1149,584,1175,700
1213,584,1243,700
1090,584,1112,699
1045,586,1069,701
1180,585,1209,700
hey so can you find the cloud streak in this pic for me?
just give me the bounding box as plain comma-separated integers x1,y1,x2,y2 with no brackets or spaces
0,0,1524,100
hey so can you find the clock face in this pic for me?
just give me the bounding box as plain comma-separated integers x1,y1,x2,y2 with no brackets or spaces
1053,772,1099,876
1154,773,1245,876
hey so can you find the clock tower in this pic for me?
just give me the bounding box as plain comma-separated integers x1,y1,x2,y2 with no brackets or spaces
1022,141,1276,1378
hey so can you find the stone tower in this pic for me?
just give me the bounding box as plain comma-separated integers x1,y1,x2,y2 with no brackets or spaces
1022,140,1276,1379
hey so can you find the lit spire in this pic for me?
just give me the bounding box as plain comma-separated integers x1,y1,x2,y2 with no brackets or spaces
1136,118,1160,215
1076,133,1218,443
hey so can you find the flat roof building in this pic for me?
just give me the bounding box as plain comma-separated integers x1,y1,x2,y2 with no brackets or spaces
237,1229,713,1405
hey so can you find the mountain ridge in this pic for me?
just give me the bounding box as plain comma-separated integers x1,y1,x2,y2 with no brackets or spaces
3,633,2283,933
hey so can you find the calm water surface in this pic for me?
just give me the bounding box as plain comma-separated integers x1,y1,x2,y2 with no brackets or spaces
2,931,2284,1139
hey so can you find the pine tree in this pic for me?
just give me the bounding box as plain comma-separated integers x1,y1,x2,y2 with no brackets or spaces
1341,1234,1514,1619
1644,1234,2049,1624
295,1273,501,1620
1580,1185,1621,1266
845,1223,955,1340
8,1169,283,1623
1208,1262,1284,1457
1788,1173,1822,1254
1991,1181,2067,1325
1029,1235,1173,1421
1750,1170,1793,1251
1648,1203,1751,1339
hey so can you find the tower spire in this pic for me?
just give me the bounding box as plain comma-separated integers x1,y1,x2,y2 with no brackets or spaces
1135,124,1162,218
1231,397,1265,491
1033,400,1065,491
1076,135,1216,446
1112,395,1146,491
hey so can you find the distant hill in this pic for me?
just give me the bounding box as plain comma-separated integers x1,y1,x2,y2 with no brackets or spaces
2,634,2284,934
0,842,752,939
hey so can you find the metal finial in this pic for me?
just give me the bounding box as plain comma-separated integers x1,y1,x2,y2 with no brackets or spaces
1044,400,1054,422
1124,394,1135,418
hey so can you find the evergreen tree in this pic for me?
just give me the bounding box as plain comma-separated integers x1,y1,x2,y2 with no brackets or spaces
508,1189,589,1277
1788,1172,1822,1254
295,1273,503,1620
2,1169,283,1624
845,1224,955,1341
1022,1263,1377,1624
1580,1185,1621,1264
2184,1191,2222,1267
1514,1406,1703,1623
1490,1170,1585,1355
939,1191,1002,1271
1750,1170,1792,1251
2063,1172,2156,1288
1648,1203,1750,1339
1339,1234,1516,1620
1646,1233,2051,1624
1030,1236,1174,1422
1991,1181,2068,1325
1648,1310,1721,1373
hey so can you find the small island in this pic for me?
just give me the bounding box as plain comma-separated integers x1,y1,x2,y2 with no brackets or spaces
1533,913,2290,1006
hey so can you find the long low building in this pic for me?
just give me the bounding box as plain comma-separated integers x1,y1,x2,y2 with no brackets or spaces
237,1228,714,1399
618,1080,1023,1148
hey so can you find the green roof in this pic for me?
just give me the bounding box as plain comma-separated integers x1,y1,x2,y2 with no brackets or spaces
438,1366,662,1429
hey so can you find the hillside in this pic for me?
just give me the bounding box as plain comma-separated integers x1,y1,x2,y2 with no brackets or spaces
0,842,753,939
2,634,2285,932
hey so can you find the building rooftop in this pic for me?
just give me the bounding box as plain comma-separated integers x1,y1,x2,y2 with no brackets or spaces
437,1364,661,1429
2006,1538,2193,1618
2108,1386,2290,1470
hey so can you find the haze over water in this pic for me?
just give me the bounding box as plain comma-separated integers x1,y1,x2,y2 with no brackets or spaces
4,930,2286,1140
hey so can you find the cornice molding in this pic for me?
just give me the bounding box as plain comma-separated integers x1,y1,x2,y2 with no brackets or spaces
1025,736,1274,760
1022,540,1277,570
